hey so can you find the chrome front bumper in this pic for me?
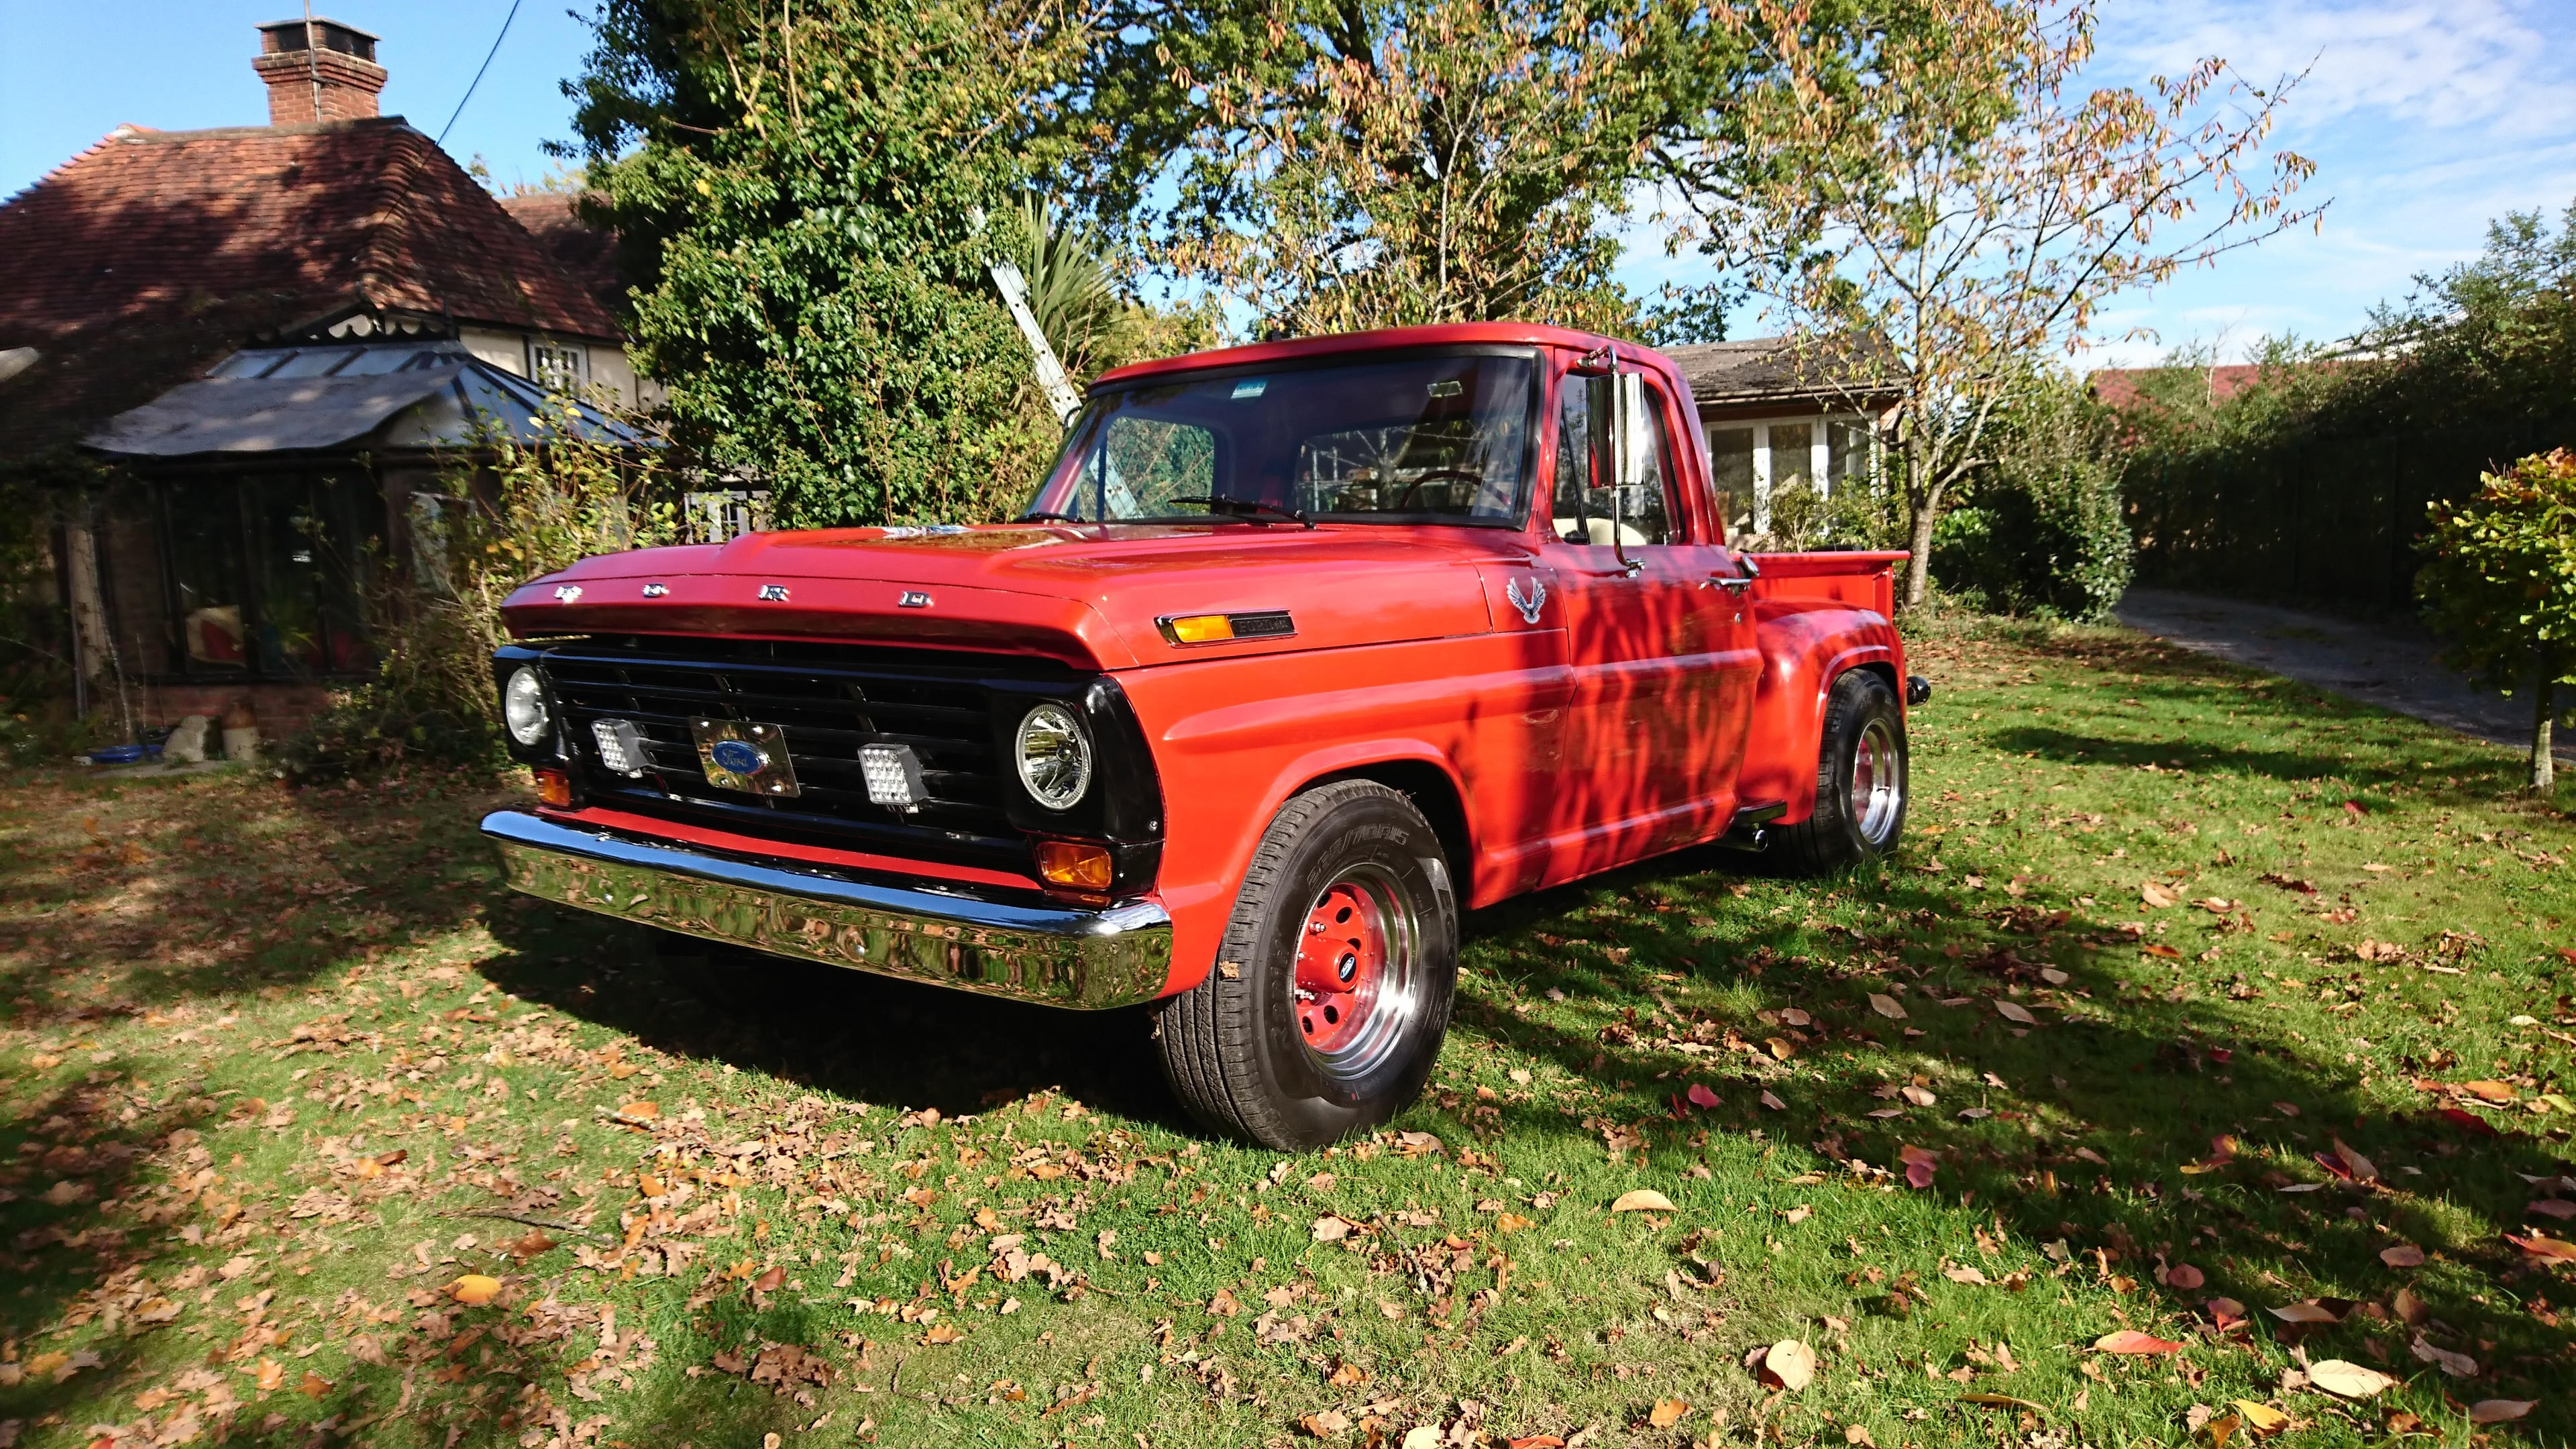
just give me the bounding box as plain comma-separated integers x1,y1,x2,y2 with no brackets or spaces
481,810,1173,1009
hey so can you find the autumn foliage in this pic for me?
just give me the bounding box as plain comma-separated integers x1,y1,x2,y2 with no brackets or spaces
2416,447,2576,790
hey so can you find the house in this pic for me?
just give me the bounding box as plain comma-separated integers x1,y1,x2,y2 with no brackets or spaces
0,17,647,740
1664,336,1900,537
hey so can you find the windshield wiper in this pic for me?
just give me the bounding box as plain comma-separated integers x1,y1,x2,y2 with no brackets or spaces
1019,508,1087,523
1168,495,1316,529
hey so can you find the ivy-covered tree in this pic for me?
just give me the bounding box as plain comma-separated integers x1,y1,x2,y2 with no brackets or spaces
564,0,1093,527
2418,449,2576,793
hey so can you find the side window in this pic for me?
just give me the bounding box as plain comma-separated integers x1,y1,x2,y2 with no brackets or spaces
1552,376,1676,546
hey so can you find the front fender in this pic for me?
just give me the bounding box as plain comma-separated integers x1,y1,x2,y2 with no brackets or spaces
1735,602,1904,822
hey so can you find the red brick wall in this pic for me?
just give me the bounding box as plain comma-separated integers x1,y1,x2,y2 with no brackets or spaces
133,681,333,741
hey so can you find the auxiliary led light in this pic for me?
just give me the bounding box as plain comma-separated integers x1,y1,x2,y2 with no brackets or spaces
859,743,928,811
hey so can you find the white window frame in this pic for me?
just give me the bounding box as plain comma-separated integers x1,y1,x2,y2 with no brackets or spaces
527,338,590,392
1706,411,1881,535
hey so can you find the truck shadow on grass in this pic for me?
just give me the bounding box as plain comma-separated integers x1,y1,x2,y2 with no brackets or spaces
476,906,1182,1130
1445,843,2575,1427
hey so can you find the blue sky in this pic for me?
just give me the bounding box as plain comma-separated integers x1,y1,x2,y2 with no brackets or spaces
5,0,2571,367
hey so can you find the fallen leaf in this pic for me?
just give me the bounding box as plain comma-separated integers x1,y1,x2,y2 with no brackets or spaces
922,1323,965,1344
753,1265,786,1293
2379,1244,2425,1268
1760,1090,1785,1111
1611,1189,1677,1214
2164,1263,2206,1290
448,1275,502,1305
2305,1360,2394,1399
1495,1212,1534,1232
1328,1360,1368,1388
2204,1297,2247,1328
1899,1085,1937,1106
2467,1400,2538,1424
2093,1330,2183,1355
1311,1216,1353,1243
255,1358,286,1393
1844,1426,1876,1448
1943,1265,1989,1285
616,1101,659,1122
1299,1409,1351,1437
1995,1002,2037,1026
2143,882,2178,908
1778,1008,1812,1027
1898,1145,1938,1189
2232,1399,2288,1436
2508,1232,2576,1263
298,1371,330,1399
1757,1339,1816,1391
2461,1080,2517,1103
1869,994,1907,1020
2141,943,2183,959
2267,1300,2347,1325
1955,1393,2045,1413
1687,1083,1721,1109
1648,1399,1690,1428
2531,1199,2576,1220
2409,1332,2477,1378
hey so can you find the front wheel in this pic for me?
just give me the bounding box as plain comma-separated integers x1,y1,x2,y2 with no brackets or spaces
1154,780,1458,1150
1774,669,1909,873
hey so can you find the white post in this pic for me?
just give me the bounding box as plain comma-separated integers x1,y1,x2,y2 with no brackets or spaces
1751,423,1773,535
1812,421,1832,501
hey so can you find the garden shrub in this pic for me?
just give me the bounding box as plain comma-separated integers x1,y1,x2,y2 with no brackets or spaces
1932,374,2132,621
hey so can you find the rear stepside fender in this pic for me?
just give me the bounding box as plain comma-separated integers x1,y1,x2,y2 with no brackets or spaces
1733,603,1904,824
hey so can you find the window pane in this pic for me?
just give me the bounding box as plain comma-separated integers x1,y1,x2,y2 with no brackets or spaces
1769,423,1814,494
243,476,374,675
1829,421,1874,487
168,487,249,671
1553,378,1674,545
1709,427,1755,536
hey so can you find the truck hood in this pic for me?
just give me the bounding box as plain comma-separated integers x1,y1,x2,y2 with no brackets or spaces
500,523,1502,670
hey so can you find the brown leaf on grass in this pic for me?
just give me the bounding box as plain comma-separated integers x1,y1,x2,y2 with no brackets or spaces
1868,994,1907,1020
1760,1090,1785,1111
255,1358,286,1392
298,1371,331,1399
1391,1130,1443,1156
1327,1360,1368,1388
2141,942,2183,959
504,1230,556,1261
1648,1399,1690,1428
2231,1400,2288,1437
1311,1216,1354,1243
1898,1145,1938,1189
1956,1393,2045,1413
1755,1339,1816,1391
2379,1244,2425,1268
2392,1287,2430,1325
2142,882,2179,908
752,1265,787,1293
1299,1409,1350,1437
921,1322,965,1344
1995,1001,2038,1026
1844,1426,1876,1448
2163,1263,2206,1290
2267,1299,2348,1325
2507,1232,2576,1262
448,1275,501,1305
1208,1289,1242,1317
2305,1360,2394,1399
2092,1330,2184,1355
614,1101,659,1123
2468,1400,2538,1424
1778,1008,1812,1027
1611,1189,1677,1214
1687,1083,1721,1109
1943,1265,1990,1285
2461,1080,2517,1103
2409,1333,2477,1378
1899,1085,1937,1106
2203,1297,2248,1330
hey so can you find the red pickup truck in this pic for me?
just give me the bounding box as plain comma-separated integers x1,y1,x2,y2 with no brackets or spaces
482,323,1923,1148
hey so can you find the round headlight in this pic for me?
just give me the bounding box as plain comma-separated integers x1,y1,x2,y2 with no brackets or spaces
1014,702,1092,811
502,666,551,747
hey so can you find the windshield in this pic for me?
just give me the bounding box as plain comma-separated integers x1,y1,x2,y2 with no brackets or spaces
1028,352,1539,525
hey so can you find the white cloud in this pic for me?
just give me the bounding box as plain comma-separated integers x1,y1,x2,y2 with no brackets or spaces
2098,0,2576,138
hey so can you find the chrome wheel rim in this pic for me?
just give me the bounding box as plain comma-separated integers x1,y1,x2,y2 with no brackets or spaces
1851,717,1904,845
1291,863,1423,1086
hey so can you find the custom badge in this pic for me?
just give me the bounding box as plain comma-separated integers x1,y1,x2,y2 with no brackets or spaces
1505,576,1547,625
690,718,799,796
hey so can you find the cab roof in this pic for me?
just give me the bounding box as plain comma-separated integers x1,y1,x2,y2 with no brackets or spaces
1090,322,1640,391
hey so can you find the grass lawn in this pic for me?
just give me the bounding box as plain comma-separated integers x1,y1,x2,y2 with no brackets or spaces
2,614,2573,1449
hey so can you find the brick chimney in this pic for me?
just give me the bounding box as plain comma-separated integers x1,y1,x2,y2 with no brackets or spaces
252,18,386,125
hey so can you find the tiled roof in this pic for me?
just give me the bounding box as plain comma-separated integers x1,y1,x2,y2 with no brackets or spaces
2088,364,2283,411
1663,335,1900,407
498,193,631,324
0,117,620,455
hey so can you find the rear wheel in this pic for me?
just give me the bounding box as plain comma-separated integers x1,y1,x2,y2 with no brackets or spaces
1774,669,1909,873
1155,780,1458,1149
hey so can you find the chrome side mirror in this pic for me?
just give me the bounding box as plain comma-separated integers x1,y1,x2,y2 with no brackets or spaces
1584,369,1651,573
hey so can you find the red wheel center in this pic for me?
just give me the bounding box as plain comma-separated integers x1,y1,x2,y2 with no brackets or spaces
1295,882,1383,1052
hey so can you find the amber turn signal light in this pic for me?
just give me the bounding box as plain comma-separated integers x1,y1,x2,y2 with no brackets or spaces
1034,840,1114,892
535,768,572,807
1161,613,1236,645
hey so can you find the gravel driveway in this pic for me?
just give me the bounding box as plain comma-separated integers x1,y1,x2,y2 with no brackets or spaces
2113,586,2570,759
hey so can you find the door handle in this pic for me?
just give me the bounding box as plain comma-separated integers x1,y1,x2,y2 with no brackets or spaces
1709,574,1753,594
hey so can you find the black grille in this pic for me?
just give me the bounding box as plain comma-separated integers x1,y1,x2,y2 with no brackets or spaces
539,635,1083,871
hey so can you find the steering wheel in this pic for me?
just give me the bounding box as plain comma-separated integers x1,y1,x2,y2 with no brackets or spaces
1390,468,1485,512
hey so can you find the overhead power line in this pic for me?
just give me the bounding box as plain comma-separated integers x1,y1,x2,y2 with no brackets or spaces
439,0,523,147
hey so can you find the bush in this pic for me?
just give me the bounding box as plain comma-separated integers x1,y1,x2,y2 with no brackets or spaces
2414,447,2576,790
1932,374,2132,621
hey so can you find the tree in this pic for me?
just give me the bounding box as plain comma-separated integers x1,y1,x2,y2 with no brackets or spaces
1087,0,1776,335
2417,449,2576,794
1679,0,2316,608
564,0,1093,527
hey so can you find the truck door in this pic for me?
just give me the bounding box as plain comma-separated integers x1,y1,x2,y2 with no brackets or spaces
1535,370,1744,881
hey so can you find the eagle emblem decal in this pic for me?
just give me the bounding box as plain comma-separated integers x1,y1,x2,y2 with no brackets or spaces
1506,576,1546,625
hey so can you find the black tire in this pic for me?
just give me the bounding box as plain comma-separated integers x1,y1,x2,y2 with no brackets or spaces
1154,780,1459,1150
1773,669,1909,873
